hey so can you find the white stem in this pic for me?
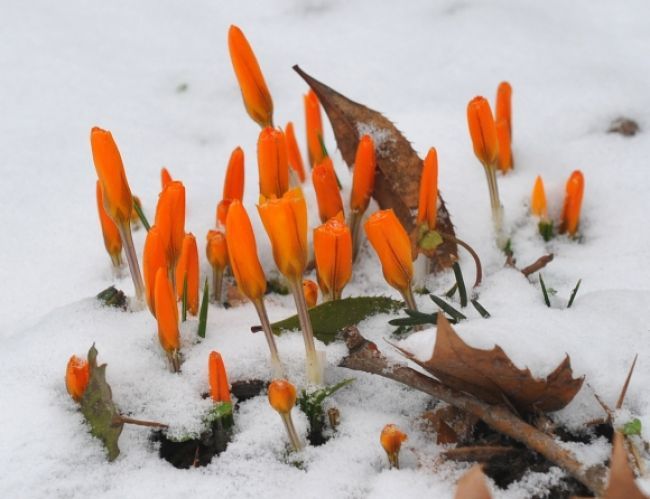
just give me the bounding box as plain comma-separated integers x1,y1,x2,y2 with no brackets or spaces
253,299,286,379
117,221,145,302
280,412,303,452
289,277,322,385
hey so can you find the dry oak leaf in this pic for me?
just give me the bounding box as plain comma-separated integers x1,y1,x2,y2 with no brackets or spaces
602,432,648,499
293,65,457,270
454,465,493,499
391,314,584,414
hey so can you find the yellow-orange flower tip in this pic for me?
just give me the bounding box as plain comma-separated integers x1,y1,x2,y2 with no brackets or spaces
312,158,344,223
208,351,231,403
96,181,123,265
416,148,439,231
531,176,548,219
561,170,585,236
380,424,407,467
257,127,289,199
161,167,172,189
154,180,186,266
304,89,325,167
225,200,267,300
467,97,498,167
258,188,308,280
364,210,414,292
268,379,297,414
154,267,180,353
206,230,228,270
303,280,318,308
285,121,306,183
65,355,90,402
143,225,167,315
175,233,199,315
350,135,377,214
227,25,273,128
496,81,512,137
313,217,353,301
496,119,512,173
91,127,133,224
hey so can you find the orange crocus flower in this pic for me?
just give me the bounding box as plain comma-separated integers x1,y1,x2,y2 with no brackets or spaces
227,25,273,128
312,157,344,223
175,233,199,315
65,355,90,402
143,225,167,315
416,148,439,231
531,176,548,219
496,81,512,138
304,89,325,167
496,120,512,173
303,279,318,308
155,180,186,269
208,351,231,403
467,97,498,167
161,167,172,189
285,121,306,183
217,147,245,226
96,181,122,267
206,229,228,303
258,127,289,199
314,216,352,301
154,267,180,371
380,424,408,469
561,170,584,236
268,379,302,451
350,134,377,214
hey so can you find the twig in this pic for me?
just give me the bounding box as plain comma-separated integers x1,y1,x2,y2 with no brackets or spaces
338,327,606,495
616,354,638,410
116,415,169,429
521,254,554,277
442,445,522,462
439,233,483,288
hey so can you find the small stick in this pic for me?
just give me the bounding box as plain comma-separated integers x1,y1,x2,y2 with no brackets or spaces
116,415,169,429
616,354,638,410
439,233,483,288
521,254,554,277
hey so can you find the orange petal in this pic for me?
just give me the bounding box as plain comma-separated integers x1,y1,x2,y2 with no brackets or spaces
561,170,584,236
96,181,122,264
65,355,90,402
531,176,548,219
467,97,498,167
304,90,325,167
350,135,377,214
302,279,318,308
257,127,289,199
496,119,512,173
416,148,438,230
313,217,352,300
154,267,180,353
175,233,199,315
312,157,344,223
161,167,172,189
285,121,306,183
154,180,186,267
268,379,297,414
222,147,245,202
206,230,228,271
496,81,512,138
143,226,167,315
209,351,231,403
380,424,407,455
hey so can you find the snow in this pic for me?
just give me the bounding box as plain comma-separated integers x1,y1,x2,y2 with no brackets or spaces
2,0,650,497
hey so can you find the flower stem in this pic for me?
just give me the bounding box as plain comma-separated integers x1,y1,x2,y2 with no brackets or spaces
400,285,418,312
117,221,145,302
482,163,505,247
348,209,364,262
289,277,322,385
280,412,303,452
252,298,285,379
212,267,224,305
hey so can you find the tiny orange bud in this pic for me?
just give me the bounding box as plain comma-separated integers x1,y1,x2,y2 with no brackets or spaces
314,216,353,301
208,351,231,403
467,97,498,167
217,147,245,227
91,127,133,224
143,226,167,315
350,135,376,214
312,157,344,223
258,188,308,280
496,81,512,138
228,25,273,128
303,279,318,308
65,355,90,402
225,201,267,300
175,233,199,315
496,119,512,173
285,121,306,183
305,89,325,167
561,170,584,236
531,176,548,219
268,379,297,414
154,267,180,354
380,424,407,468
416,148,438,231
96,181,122,266
258,127,289,199
155,180,186,268
161,167,172,189
365,210,413,293
206,230,228,271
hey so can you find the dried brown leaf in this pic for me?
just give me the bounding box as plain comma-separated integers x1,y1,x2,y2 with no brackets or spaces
293,65,457,270
454,465,493,499
392,314,584,413
421,405,477,444
604,433,648,498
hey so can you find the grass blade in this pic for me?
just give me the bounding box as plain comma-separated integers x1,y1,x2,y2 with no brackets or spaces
444,283,457,299
470,299,491,318
132,199,150,231
430,295,467,321
539,274,551,308
452,261,468,307
198,278,209,338
567,278,582,308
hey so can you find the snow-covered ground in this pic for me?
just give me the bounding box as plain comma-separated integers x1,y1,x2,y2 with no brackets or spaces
1,0,650,497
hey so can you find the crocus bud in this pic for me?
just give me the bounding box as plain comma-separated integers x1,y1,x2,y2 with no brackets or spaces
496,119,512,173
467,97,498,167
161,167,172,189
416,148,439,231
350,135,377,214
175,233,199,316
155,180,186,268
305,89,325,167
206,230,228,271
96,181,123,267
154,267,180,369
531,176,548,219
314,216,352,301
312,157,344,223
258,188,308,280
228,25,273,128
225,200,267,300
560,170,584,236
91,127,133,224
380,424,407,469
217,147,245,226
65,355,90,402
209,351,231,403
258,127,289,199
143,226,167,315
303,279,318,308
365,210,414,293
285,121,306,183
268,379,297,414
496,81,512,138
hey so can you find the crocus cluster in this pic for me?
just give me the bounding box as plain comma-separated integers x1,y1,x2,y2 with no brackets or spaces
532,171,585,239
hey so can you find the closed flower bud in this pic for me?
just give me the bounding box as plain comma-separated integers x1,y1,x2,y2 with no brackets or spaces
161,167,172,189
305,90,325,167
225,200,267,300
496,81,512,138
175,233,199,315
561,170,584,236
380,424,407,469
303,279,318,308
228,25,273,128
350,135,376,214
96,181,122,266
206,230,228,271
217,147,245,226
285,121,306,183
154,267,180,354
268,379,297,414
312,157,344,223
314,216,352,301
91,127,133,224
65,355,90,402
143,226,167,315
258,127,289,199
208,351,231,403
155,180,186,268
467,97,498,167
416,148,439,231
531,176,548,219
258,188,308,280
496,119,512,172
